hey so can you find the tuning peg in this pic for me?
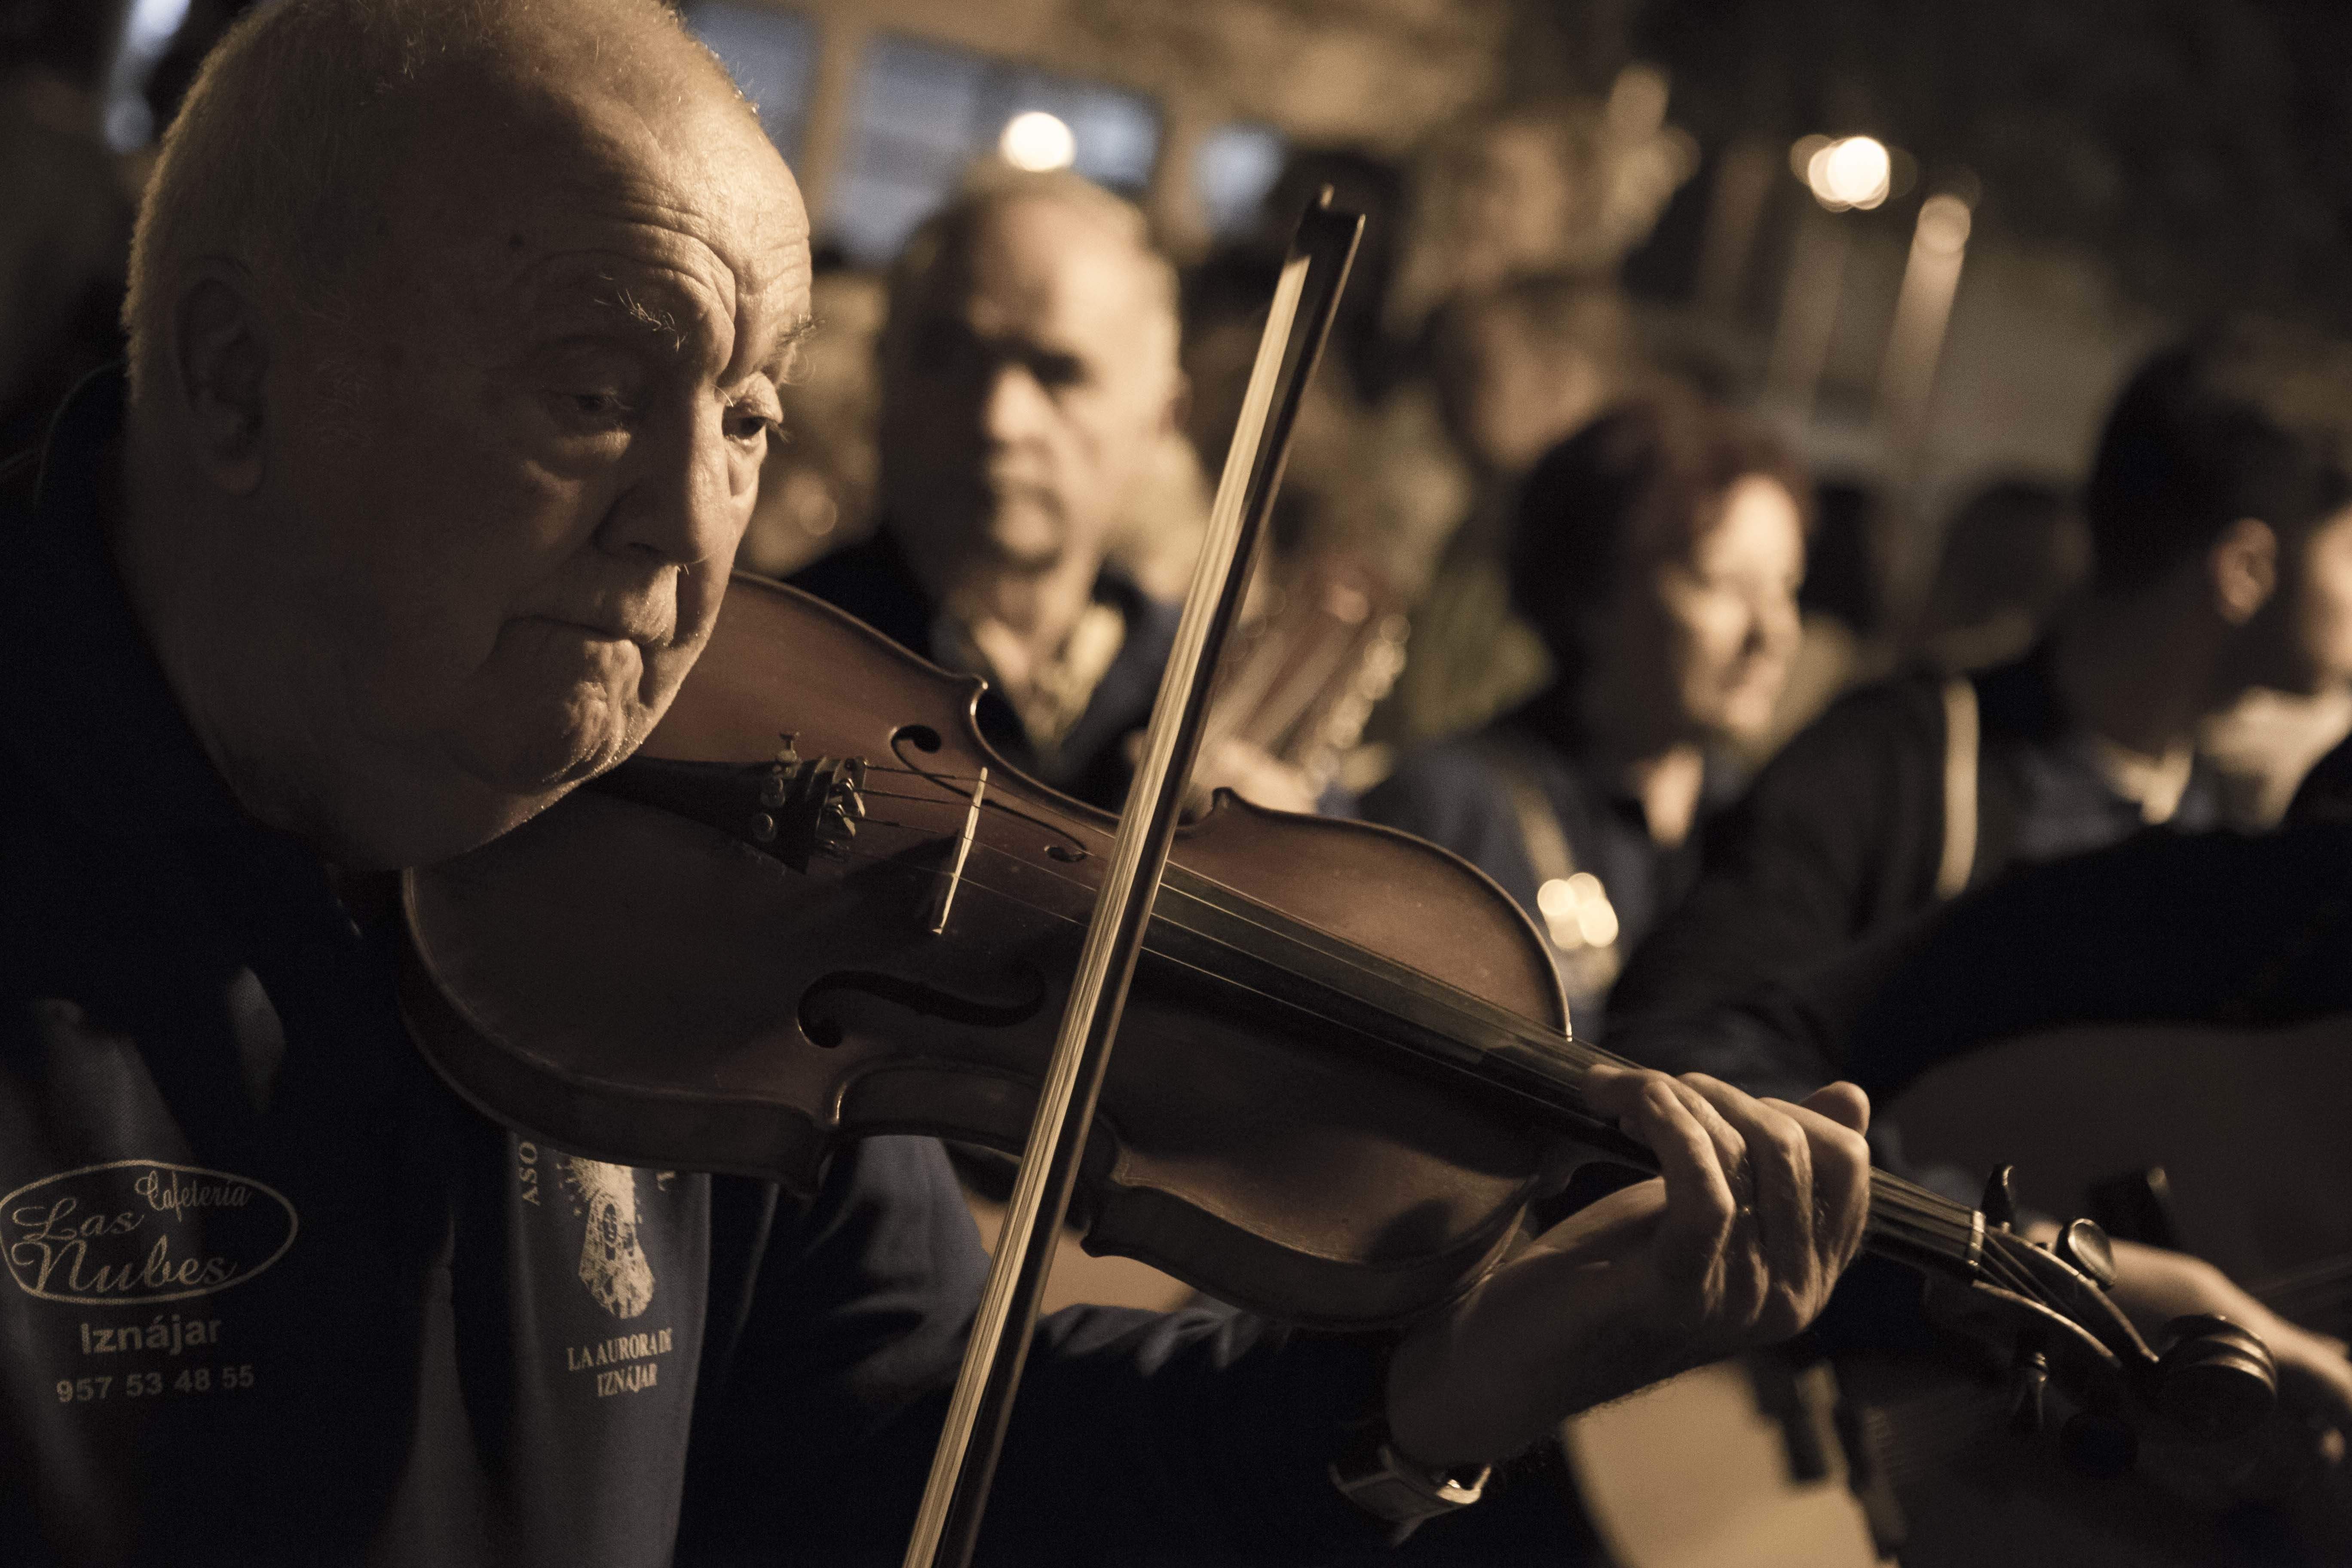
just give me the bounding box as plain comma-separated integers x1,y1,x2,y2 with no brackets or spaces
2154,1314,2277,1442
2009,1346,2050,1434
1981,1164,2019,1231
2051,1218,2118,1290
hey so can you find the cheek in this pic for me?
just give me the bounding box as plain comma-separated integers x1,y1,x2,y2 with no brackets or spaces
2300,579,2352,680
312,457,612,735
389,466,591,642
1662,590,1752,686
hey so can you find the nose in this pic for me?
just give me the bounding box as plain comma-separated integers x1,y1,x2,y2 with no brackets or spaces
599,398,744,572
980,360,1055,447
1754,583,1802,656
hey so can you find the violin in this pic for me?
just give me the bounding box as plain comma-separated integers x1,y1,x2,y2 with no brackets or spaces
398,569,2275,1423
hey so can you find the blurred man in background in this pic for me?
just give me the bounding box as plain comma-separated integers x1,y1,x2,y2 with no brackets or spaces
792,175,1314,813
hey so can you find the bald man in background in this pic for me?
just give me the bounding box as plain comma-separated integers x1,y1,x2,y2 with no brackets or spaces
0,2,1875,1564
794,178,1318,813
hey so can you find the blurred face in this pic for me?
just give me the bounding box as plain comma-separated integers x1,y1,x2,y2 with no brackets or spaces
1617,475,1806,746
224,67,810,861
2275,505,2352,693
877,198,1178,595
1450,122,1575,294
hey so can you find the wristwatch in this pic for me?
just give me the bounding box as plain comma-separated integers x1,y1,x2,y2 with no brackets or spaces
1328,1429,1491,1544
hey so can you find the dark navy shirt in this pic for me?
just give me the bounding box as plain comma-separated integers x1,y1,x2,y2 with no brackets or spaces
0,374,1440,1567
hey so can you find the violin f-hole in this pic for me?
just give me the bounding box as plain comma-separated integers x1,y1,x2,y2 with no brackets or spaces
797,965,1051,1049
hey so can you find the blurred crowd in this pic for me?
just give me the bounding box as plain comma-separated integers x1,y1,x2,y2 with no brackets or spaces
15,3,2352,1559
12,0,2352,1040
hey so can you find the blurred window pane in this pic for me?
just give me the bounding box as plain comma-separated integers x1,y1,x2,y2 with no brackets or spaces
105,0,193,150
686,2,819,165
1194,123,1287,238
832,36,1161,266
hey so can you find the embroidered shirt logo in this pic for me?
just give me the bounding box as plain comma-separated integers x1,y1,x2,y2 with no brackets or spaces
561,1158,654,1320
0,1160,299,1305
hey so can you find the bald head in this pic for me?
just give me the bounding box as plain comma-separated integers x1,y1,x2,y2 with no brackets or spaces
125,0,764,401
113,0,813,868
882,177,1179,365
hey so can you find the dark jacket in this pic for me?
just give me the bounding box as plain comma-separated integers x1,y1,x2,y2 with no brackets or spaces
1748,816,2352,1104
1609,651,2222,1040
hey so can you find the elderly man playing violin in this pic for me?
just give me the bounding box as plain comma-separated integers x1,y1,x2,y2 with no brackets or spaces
0,2,1871,1564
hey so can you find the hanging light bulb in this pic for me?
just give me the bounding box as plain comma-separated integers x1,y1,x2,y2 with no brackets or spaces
999,111,1077,173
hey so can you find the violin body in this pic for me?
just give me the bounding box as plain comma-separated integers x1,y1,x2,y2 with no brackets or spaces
403,573,1571,1328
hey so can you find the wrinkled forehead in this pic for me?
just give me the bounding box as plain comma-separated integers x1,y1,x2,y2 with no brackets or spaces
373,64,812,370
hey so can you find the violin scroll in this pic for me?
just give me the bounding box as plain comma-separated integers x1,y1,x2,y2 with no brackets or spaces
1931,1184,2280,1470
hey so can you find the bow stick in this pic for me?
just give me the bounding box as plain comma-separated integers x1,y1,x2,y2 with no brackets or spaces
900,190,1365,1568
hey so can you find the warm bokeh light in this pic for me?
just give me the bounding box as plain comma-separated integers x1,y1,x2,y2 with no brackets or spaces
1537,872,1620,951
1800,134,1893,211
1916,192,1974,254
999,110,1077,172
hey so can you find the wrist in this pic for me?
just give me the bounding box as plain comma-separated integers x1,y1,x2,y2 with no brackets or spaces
1329,1420,1490,1545
1327,1339,1492,1543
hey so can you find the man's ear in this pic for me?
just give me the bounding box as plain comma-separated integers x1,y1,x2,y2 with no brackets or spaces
2209,517,2279,626
172,265,271,496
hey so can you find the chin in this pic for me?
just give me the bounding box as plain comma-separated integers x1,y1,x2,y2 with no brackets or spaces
451,693,645,801
508,721,642,795
980,506,1069,573
1701,694,1776,749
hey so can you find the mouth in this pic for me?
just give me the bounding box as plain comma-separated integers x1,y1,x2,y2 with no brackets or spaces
525,614,664,650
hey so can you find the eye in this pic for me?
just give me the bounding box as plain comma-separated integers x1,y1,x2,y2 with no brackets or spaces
1027,351,1087,391
725,405,784,447
551,388,637,430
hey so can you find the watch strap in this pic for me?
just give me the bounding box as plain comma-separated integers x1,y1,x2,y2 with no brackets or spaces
1329,1437,1490,1544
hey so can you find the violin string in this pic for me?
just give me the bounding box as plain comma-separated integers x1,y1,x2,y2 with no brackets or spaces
849,762,1125,848
842,822,2006,1279
1982,1246,2043,1300
851,787,986,810
786,808,2008,1271
812,827,1094,938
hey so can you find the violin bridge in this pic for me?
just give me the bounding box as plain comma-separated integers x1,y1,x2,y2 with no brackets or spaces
930,766,988,935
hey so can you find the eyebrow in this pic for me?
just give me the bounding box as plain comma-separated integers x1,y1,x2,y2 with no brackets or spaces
606,286,681,338
555,275,818,386
762,315,821,385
